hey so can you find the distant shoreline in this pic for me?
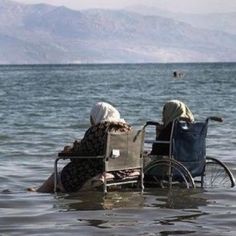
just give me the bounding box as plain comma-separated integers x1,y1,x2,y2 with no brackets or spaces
0,61,235,66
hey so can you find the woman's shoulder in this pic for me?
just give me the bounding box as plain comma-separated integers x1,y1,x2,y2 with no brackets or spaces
92,121,132,132
84,121,132,136
107,121,132,132
157,122,172,139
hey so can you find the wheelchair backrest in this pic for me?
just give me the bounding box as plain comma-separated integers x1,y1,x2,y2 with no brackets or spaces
171,120,208,177
105,129,144,172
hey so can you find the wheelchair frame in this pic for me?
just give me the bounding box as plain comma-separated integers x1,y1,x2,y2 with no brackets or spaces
143,117,235,189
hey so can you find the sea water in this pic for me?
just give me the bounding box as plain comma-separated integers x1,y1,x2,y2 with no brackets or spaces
0,63,236,235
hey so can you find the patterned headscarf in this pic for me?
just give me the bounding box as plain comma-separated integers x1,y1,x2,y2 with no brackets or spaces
162,100,194,127
90,102,125,125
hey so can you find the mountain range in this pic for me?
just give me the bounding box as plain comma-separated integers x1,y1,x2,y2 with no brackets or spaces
0,0,236,64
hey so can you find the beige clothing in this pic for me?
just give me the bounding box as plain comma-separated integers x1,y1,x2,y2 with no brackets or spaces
162,100,194,127
90,102,125,125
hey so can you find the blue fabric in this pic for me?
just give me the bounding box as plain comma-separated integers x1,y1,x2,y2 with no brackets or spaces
172,121,208,177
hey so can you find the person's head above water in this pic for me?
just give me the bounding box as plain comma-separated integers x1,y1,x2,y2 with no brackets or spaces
90,102,125,125
162,100,194,127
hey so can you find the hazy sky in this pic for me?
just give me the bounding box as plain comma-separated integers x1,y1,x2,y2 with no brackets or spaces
14,0,236,14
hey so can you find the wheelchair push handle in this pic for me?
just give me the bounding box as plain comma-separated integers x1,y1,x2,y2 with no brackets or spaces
144,121,161,128
143,117,223,129
207,116,223,123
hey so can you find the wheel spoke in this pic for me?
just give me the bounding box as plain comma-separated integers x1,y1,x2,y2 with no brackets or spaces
144,159,195,189
203,157,235,188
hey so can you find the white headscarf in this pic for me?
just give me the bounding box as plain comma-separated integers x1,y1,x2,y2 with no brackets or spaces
162,100,194,127
90,102,125,125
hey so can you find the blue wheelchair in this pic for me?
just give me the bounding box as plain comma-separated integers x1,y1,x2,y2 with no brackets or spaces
143,117,235,189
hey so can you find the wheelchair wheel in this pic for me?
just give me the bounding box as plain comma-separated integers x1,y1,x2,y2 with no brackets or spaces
144,158,195,189
203,156,235,188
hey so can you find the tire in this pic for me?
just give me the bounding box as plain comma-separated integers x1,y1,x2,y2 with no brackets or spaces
144,158,195,189
203,156,235,188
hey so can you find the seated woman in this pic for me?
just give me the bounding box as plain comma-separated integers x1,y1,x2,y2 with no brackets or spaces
150,99,194,156
37,102,135,193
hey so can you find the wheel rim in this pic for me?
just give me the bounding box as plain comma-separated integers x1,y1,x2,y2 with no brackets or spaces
203,157,235,188
144,160,195,189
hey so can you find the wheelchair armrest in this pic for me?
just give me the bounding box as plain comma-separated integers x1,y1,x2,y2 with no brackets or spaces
145,139,170,144
57,153,105,159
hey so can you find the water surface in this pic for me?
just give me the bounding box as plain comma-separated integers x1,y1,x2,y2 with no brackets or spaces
0,63,236,235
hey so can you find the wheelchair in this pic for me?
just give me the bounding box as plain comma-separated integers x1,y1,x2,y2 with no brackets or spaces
54,129,145,193
143,117,235,189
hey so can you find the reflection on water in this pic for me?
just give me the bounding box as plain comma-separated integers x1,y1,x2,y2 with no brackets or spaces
54,188,208,212
55,191,145,211
52,189,209,235
144,188,208,210
0,186,236,235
